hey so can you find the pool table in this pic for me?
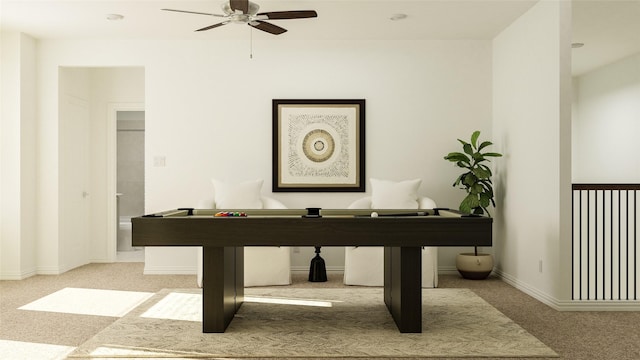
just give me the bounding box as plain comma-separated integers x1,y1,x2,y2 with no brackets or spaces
132,208,492,333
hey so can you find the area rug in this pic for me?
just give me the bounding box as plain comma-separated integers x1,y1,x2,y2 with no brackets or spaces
69,288,557,359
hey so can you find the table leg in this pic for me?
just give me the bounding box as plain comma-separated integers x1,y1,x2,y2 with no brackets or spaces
235,246,244,310
202,246,243,332
384,246,422,333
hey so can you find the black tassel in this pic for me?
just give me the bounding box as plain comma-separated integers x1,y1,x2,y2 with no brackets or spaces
308,246,327,282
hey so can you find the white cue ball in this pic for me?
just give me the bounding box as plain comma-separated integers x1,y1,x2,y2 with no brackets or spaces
371,212,379,217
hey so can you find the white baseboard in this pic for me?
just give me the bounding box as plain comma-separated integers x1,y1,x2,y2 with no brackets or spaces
291,265,343,274
554,299,640,311
438,266,459,275
292,266,458,276
0,268,37,280
141,265,342,276
143,265,197,275
494,269,559,309
493,268,640,311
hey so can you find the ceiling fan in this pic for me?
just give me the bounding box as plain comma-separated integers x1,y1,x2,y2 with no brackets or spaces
162,0,318,35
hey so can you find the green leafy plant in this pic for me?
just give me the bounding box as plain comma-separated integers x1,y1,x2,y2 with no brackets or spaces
444,130,502,216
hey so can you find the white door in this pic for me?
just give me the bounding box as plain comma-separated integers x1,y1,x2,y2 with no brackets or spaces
59,95,91,270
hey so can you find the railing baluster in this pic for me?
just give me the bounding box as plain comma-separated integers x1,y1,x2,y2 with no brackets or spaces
596,189,599,299
572,188,576,300
618,190,621,300
579,190,583,299
587,190,590,299
618,191,629,300
609,190,620,300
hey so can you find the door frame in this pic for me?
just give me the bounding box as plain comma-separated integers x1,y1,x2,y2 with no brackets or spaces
107,103,145,262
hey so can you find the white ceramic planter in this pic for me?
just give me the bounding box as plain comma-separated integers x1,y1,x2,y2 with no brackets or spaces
456,253,493,280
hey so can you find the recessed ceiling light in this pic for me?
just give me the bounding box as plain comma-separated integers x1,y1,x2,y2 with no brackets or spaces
106,14,124,21
572,42,585,49
390,13,408,21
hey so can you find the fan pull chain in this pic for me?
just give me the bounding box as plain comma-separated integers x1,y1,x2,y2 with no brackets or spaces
249,27,253,59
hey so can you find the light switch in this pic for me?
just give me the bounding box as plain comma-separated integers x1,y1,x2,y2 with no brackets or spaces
153,156,166,167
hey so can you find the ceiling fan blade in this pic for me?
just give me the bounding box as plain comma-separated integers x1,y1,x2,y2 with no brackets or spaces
162,8,225,17
195,21,230,32
249,20,287,35
230,0,249,14
257,10,318,20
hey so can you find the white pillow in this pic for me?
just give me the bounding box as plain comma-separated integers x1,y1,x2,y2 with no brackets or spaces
212,179,264,209
370,178,421,209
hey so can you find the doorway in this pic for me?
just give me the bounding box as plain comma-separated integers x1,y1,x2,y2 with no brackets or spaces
58,67,144,268
116,110,145,262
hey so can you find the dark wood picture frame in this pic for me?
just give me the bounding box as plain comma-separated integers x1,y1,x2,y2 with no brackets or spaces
272,99,365,192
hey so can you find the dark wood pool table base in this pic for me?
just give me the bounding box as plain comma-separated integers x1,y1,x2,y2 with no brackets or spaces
201,245,423,333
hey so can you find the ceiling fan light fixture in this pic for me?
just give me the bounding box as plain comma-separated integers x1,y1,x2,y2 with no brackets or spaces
163,0,317,35
230,14,250,23
390,13,408,21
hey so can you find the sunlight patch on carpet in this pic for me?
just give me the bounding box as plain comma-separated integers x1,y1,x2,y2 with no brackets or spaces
140,292,201,322
0,339,75,360
140,292,338,323
19,287,154,317
245,295,337,307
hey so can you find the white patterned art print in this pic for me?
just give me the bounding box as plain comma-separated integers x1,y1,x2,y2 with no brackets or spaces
273,99,365,192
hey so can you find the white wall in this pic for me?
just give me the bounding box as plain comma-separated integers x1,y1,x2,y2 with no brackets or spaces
32,38,492,275
0,31,22,278
492,0,572,304
573,53,640,183
0,31,37,279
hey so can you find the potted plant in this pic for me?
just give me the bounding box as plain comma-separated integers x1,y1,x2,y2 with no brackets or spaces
444,130,502,279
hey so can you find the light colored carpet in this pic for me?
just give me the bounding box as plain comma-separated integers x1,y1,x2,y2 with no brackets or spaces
69,287,557,359
0,339,75,360
19,287,154,318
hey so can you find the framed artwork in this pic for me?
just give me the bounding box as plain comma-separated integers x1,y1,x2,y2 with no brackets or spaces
272,99,365,192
